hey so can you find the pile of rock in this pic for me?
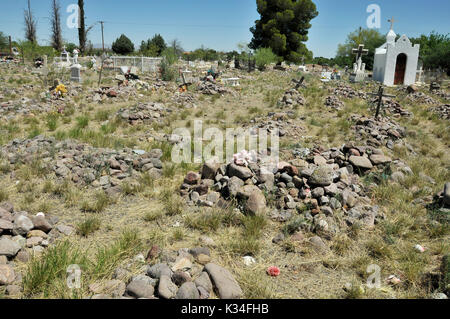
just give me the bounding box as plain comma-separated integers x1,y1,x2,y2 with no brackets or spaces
0,136,164,189
350,114,406,149
0,202,77,295
197,81,230,95
90,247,243,299
116,102,172,124
331,83,367,99
429,104,450,120
431,90,450,101
370,97,413,117
181,144,394,234
242,111,305,138
0,100,52,120
324,95,344,110
278,89,305,108
171,92,197,109
406,92,438,105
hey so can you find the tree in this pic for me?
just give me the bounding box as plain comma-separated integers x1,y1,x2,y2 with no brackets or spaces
50,0,63,51
24,0,37,44
335,28,385,70
410,32,450,73
149,34,166,56
139,34,167,56
249,0,318,63
112,34,134,55
78,0,86,53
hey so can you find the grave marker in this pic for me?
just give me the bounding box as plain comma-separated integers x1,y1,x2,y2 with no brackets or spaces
369,85,396,119
350,44,369,82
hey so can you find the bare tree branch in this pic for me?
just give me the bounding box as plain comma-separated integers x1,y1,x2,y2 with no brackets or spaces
51,0,63,51
24,0,37,43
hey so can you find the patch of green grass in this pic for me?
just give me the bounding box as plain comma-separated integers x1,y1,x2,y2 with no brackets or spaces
76,115,89,129
80,191,110,213
76,217,101,237
22,240,88,298
91,229,141,280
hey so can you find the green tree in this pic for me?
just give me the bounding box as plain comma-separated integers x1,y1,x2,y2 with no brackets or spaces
254,47,279,70
335,28,385,70
149,34,166,56
249,0,318,63
410,32,450,73
112,34,135,55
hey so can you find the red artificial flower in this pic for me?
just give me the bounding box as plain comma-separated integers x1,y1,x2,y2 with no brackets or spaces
267,266,280,277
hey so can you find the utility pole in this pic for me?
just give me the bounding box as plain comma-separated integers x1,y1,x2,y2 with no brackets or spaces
100,21,105,53
9,36,12,55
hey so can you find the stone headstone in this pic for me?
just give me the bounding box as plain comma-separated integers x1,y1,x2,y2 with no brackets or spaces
70,63,82,83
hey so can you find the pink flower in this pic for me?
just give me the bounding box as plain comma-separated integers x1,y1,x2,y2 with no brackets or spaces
267,266,280,277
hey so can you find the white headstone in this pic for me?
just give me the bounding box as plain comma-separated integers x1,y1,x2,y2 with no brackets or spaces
350,44,369,83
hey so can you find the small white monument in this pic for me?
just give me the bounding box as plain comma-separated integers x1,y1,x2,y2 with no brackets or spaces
350,44,369,82
373,18,420,86
70,49,82,83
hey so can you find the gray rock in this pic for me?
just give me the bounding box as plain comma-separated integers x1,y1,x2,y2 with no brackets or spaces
5,284,22,295
204,263,243,299
158,274,178,299
0,264,15,285
244,191,267,214
227,163,253,180
189,247,210,257
176,282,200,299
390,171,405,183
12,215,34,236
194,271,213,292
147,263,172,279
0,238,21,257
309,166,333,186
56,224,75,236
349,156,373,170
0,219,13,231
202,160,221,180
369,154,392,165
31,216,52,233
309,236,329,254
126,279,155,298
225,176,245,197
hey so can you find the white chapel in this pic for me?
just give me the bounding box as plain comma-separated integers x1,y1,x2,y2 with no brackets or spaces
373,20,420,86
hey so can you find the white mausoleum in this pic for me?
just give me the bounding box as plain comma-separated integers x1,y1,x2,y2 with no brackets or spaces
373,28,420,86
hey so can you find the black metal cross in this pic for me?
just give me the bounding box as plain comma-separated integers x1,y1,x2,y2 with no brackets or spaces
368,86,396,119
352,44,369,61
292,76,306,89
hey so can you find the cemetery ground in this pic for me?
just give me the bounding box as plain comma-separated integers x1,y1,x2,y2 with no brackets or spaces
0,62,449,299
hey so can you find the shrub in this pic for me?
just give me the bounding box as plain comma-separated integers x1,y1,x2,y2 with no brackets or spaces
254,48,279,70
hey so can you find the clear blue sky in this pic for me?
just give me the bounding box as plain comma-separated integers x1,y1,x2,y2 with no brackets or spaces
0,0,449,57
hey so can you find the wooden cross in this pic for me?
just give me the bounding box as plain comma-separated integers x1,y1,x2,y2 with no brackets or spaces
368,86,396,119
388,17,396,30
292,76,305,89
352,44,369,62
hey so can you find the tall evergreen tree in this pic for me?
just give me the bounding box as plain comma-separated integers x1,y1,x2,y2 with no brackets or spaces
112,34,134,55
249,0,318,63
